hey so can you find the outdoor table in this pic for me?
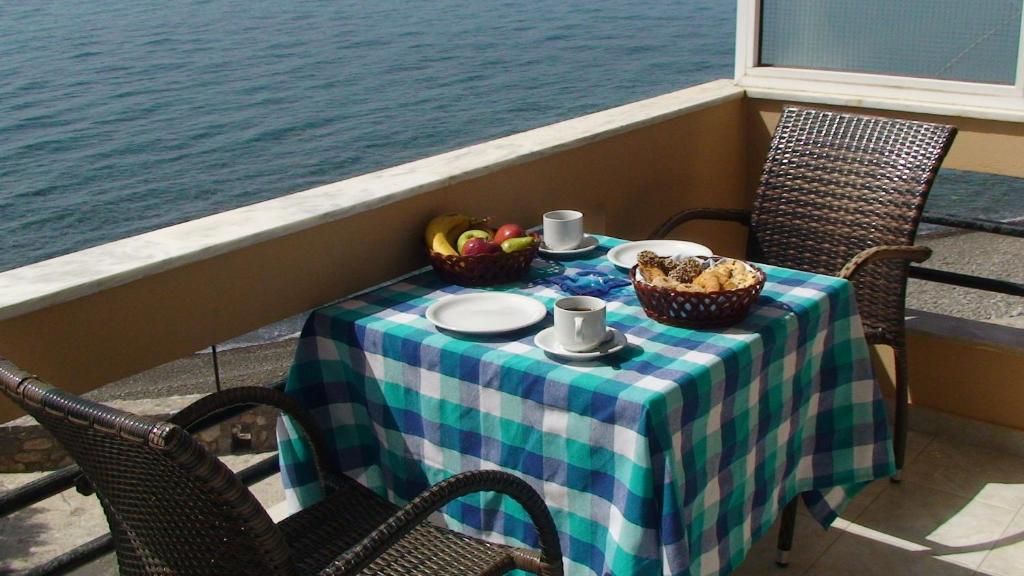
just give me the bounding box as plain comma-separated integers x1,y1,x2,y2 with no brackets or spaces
278,235,894,576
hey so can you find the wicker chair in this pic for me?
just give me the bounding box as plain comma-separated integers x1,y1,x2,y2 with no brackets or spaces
0,358,564,576
650,106,956,564
652,106,956,477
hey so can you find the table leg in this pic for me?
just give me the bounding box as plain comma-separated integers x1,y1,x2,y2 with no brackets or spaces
891,347,909,483
776,497,799,567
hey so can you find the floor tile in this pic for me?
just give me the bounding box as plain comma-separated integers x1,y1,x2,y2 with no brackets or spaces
733,513,842,576
902,437,1024,511
829,481,1017,571
807,528,977,576
903,429,935,467
977,507,1024,576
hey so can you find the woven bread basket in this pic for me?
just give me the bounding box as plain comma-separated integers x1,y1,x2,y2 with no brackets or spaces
630,257,766,328
427,243,539,286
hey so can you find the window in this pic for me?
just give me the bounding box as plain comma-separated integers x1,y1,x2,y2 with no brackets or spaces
736,0,1024,107
761,0,1021,85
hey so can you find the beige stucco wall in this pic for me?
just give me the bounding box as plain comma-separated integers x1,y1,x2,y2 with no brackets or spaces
0,97,748,422
746,98,1024,179
2,92,1020,429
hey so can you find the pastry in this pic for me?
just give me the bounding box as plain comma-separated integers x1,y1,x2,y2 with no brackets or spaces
668,257,704,283
638,253,758,293
636,250,677,273
693,270,723,292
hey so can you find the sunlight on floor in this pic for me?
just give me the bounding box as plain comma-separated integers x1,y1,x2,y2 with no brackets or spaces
736,433,1024,576
843,520,930,552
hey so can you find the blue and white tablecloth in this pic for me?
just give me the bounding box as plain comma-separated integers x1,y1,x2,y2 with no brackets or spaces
278,235,893,575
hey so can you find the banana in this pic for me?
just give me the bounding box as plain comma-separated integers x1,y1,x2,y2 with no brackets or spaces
446,220,472,248
425,213,471,255
424,213,490,255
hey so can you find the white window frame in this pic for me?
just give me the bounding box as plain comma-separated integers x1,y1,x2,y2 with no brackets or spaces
735,0,1024,110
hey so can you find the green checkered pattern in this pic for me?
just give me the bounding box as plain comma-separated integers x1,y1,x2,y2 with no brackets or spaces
278,235,894,575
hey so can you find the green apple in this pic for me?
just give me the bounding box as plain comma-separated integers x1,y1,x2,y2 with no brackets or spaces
457,229,493,254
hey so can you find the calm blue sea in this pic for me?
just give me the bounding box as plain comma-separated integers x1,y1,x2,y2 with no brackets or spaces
0,2,1019,297
0,0,736,272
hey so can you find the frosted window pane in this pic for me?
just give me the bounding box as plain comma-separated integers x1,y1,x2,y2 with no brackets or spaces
760,0,1022,85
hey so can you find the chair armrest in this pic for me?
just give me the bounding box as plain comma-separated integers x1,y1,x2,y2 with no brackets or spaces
168,386,335,488
838,245,933,280
320,470,564,576
649,208,751,240
72,385,334,496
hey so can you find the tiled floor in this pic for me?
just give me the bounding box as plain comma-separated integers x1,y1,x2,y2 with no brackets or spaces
5,430,1024,575
735,431,1024,576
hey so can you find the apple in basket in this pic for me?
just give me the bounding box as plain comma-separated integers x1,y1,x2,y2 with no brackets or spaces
493,223,526,244
456,229,493,253
461,237,502,256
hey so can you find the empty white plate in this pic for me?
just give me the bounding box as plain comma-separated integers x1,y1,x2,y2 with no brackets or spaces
425,293,547,334
606,240,712,269
534,327,627,360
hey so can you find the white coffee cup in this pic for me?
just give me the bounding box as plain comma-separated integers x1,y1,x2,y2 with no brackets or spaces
543,210,584,251
554,296,607,352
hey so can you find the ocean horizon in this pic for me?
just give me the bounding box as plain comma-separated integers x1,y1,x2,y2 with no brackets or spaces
2,0,738,273
4,2,1022,274
2,1,1022,348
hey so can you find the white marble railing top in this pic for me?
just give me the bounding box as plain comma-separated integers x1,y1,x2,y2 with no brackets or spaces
746,85,1024,123
0,79,743,321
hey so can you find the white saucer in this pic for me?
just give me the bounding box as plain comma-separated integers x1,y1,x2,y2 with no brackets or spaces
538,234,599,256
533,327,627,360
606,240,712,269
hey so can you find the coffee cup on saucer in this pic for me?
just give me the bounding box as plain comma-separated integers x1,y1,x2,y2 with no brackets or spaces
554,295,607,352
543,210,584,251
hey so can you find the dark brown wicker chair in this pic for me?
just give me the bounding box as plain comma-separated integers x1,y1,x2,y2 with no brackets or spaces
650,106,956,565
652,106,956,477
0,358,564,576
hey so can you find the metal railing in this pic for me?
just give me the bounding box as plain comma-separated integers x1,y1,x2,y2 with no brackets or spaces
911,214,1024,298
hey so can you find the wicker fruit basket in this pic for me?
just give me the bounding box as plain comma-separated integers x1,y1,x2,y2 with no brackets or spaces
428,243,540,286
630,257,766,328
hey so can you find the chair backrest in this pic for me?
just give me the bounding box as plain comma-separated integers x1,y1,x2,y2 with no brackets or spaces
750,107,956,343
0,360,295,576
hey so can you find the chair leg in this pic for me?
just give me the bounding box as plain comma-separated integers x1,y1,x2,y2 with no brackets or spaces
891,347,909,483
776,497,799,567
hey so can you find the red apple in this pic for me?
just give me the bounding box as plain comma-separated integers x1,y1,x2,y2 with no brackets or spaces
493,223,525,244
461,237,500,256
457,229,493,254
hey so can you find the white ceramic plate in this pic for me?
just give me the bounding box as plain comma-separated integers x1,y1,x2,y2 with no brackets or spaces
534,327,627,360
538,234,599,256
606,240,712,269
425,293,547,335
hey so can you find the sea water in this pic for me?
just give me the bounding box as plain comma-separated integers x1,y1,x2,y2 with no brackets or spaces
0,1,1019,346
0,0,735,272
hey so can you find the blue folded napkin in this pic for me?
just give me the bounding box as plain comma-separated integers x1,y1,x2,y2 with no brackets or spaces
547,270,631,297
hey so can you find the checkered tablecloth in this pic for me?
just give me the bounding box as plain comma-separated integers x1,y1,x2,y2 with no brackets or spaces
278,235,893,576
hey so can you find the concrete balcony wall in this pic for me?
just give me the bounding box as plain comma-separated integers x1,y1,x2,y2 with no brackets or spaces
1,80,1019,430
745,98,1024,179
0,81,747,422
